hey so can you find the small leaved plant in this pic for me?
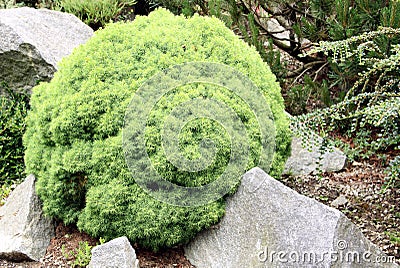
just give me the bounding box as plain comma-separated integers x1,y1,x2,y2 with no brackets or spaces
62,241,93,268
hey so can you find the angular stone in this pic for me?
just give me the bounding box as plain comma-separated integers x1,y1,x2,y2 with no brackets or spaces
331,194,348,208
88,236,139,268
0,7,93,94
184,167,398,268
284,136,346,175
0,174,54,262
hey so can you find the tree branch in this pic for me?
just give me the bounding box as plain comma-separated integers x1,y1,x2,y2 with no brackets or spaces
239,0,325,63
285,61,327,78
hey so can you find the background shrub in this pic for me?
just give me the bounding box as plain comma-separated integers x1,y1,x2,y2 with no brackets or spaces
24,9,291,250
0,0,15,8
59,0,136,29
0,0,137,29
0,83,28,184
0,0,59,9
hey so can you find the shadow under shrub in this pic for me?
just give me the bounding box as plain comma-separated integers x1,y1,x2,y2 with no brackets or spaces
24,8,291,250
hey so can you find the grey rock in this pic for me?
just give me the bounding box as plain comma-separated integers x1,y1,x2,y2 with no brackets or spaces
265,18,291,47
331,194,349,208
284,136,347,175
284,112,346,175
0,7,93,93
0,174,55,262
184,167,398,268
88,236,139,268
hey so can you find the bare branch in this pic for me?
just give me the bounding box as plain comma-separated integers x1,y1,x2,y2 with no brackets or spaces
285,61,326,78
238,0,324,63
313,62,329,81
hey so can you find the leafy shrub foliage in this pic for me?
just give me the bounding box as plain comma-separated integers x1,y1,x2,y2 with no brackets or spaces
59,0,136,29
24,9,291,250
149,0,287,79
0,83,28,183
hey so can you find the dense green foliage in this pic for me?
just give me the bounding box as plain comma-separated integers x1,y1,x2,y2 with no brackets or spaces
24,9,291,250
148,0,287,78
0,83,28,183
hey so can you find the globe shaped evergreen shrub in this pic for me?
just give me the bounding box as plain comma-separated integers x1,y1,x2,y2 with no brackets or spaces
24,8,291,250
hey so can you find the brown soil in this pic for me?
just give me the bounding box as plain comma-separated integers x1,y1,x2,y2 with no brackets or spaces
0,222,195,268
281,161,400,265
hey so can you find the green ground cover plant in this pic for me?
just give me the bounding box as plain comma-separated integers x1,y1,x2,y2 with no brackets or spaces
62,241,93,267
